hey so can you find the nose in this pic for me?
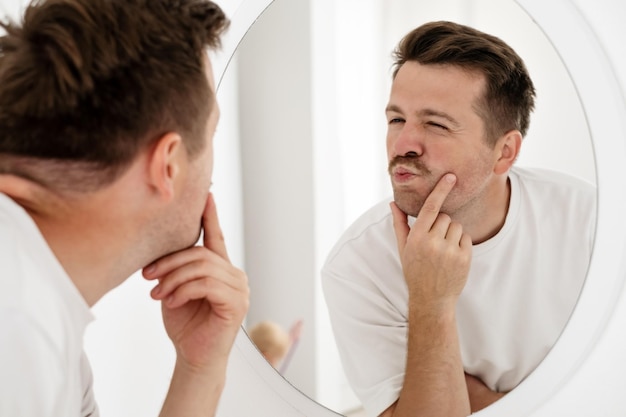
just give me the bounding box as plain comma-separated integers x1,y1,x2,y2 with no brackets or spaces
388,123,424,158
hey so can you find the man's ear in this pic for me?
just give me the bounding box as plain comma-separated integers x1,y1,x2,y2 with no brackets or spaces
494,130,522,175
147,132,185,201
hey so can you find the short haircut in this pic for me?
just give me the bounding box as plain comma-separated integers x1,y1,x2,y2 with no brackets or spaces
392,21,536,144
0,0,229,189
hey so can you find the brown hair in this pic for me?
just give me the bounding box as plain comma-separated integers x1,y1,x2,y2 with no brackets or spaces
0,0,229,189
392,21,535,144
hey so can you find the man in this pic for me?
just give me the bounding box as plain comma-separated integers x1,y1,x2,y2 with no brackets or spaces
0,1,249,416
322,21,596,417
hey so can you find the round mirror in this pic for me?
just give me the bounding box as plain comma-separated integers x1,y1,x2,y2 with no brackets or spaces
214,0,606,415
216,0,626,415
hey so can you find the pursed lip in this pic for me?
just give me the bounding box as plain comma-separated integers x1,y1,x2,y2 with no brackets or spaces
391,165,421,182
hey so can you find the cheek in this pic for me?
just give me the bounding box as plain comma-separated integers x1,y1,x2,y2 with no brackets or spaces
199,148,214,188
385,135,394,159
450,164,493,201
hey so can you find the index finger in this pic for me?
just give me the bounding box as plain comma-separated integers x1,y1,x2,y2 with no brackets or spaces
414,173,457,231
202,192,231,261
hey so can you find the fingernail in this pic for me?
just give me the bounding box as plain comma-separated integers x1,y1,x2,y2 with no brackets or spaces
144,263,156,275
445,173,456,183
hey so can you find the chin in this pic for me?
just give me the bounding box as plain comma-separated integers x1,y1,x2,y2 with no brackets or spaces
183,226,203,249
392,190,425,217
168,225,202,255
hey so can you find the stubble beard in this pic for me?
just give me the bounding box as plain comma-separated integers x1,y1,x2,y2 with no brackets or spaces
392,187,427,217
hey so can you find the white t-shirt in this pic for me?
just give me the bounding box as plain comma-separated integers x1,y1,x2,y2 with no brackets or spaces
322,167,596,417
0,193,99,417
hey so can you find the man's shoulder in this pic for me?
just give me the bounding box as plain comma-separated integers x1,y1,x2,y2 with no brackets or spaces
512,166,595,193
0,193,91,346
510,166,596,237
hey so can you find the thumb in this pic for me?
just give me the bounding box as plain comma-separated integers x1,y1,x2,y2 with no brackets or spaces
202,193,230,261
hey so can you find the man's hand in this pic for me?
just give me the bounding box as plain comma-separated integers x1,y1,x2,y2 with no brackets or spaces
391,173,472,311
383,173,472,417
144,193,249,367
142,193,249,416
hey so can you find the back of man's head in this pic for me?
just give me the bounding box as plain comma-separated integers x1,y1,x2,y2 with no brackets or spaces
0,0,228,191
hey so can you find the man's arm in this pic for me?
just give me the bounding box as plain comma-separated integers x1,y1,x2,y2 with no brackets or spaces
465,373,506,413
381,174,472,417
380,370,506,416
143,193,249,417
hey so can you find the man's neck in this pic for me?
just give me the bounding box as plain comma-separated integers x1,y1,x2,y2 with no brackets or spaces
461,176,511,245
0,174,144,306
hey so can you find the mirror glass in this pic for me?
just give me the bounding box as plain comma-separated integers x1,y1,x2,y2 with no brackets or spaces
219,0,596,415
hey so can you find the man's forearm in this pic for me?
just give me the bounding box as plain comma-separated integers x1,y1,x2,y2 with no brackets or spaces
385,177,472,417
159,359,227,417
390,306,470,417
465,373,506,413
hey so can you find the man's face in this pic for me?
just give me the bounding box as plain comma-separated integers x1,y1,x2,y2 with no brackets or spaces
386,61,499,218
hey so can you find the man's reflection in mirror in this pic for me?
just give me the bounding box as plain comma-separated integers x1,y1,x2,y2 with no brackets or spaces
322,21,595,417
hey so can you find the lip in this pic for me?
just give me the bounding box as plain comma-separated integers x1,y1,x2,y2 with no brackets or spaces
393,173,417,183
391,165,421,183
392,166,417,175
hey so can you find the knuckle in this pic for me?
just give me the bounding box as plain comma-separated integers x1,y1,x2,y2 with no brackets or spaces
421,200,439,214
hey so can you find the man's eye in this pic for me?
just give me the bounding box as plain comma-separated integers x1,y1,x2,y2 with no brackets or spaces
427,121,448,130
388,118,405,124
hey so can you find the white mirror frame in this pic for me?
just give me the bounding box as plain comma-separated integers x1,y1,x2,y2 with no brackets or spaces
215,0,626,415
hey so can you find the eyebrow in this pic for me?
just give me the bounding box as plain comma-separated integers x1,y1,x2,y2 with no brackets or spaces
385,104,461,129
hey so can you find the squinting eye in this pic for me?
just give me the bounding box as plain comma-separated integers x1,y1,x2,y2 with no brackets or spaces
388,118,404,124
427,121,448,130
